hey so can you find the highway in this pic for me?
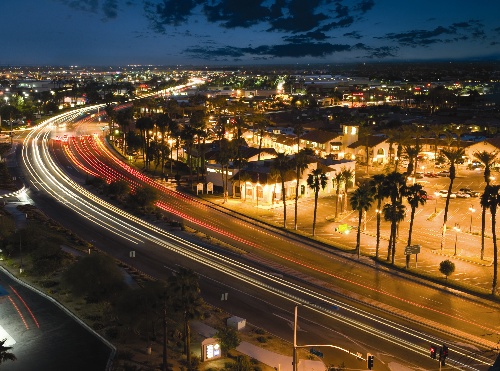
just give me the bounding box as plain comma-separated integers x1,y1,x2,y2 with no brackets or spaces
18,105,500,370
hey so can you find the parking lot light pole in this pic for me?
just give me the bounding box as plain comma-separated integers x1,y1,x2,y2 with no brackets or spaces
469,205,475,233
453,224,461,256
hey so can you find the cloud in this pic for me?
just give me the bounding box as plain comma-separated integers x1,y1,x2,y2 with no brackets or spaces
185,40,353,60
144,0,203,31
144,0,372,34
57,0,122,19
282,31,329,42
354,0,375,14
380,20,487,48
344,31,362,39
203,0,270,28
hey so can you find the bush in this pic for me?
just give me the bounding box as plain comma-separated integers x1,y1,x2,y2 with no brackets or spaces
256,336,267,343
439,259,456,280
254,328,265,335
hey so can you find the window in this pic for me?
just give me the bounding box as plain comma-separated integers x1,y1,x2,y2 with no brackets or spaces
331,145,340,151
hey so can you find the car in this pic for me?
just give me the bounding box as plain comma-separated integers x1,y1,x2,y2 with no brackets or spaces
424,172,438,178
459,188,480,197
415,172,424,179
456,192,471,198
435,190,456,198
423,193,435,200
438,170,450,177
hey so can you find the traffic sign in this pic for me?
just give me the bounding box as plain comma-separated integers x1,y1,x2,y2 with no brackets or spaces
310,348,323,358
404,244,421,255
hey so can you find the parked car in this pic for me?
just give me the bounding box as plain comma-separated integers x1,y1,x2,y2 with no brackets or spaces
435,190,457,198
459,188,480,197
423,193,435,200
425,172,438,178
456,192,471,198
438,170,450,177
415,172,424,179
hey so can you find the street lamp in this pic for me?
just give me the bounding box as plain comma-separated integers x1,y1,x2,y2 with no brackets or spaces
453,224,461,256
469,205,475,233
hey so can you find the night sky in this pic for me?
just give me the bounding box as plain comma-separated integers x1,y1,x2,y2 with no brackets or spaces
2,0,499,67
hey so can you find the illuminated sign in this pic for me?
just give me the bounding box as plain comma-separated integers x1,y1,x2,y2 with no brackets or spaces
206,343,220,359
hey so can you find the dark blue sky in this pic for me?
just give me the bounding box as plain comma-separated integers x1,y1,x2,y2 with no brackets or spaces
2,0,499,66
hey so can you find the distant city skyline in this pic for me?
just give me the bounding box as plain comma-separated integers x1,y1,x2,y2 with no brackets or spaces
2,0,499,67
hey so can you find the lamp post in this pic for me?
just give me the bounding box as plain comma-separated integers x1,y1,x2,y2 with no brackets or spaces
453,224,461,256
468,205,475,233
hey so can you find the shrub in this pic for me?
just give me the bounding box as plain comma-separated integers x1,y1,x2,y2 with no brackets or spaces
254,328,265,335
439,259,456,280
256,336,267,343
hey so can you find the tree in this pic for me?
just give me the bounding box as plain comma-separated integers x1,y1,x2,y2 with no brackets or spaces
156,113,171,179
370,174,389,258
439,260,456,280
350,182,374,259
340,167,354,213
136,116,154,168
383,201,406,264
440,148,465,250
307,167,328,236
332,171,344,219
169,268,203,368
473,150,498,260
272,153,294,228
0,338,16,365
480,185,500,295
129,185,158,212
229,355,253,371
405,184,427,268
107,179,130,201
383,172,407,263
214,326,241,356
63,253,126,302
294,148,313,230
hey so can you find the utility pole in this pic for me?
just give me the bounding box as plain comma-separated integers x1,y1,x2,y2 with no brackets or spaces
162,291,167,371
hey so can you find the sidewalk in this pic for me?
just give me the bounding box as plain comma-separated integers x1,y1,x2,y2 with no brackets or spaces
192,321,326,371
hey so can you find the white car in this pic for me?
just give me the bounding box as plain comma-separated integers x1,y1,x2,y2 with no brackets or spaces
435,190,456,198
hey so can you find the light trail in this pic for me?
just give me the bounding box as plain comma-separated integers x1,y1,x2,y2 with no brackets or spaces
21,104,497,370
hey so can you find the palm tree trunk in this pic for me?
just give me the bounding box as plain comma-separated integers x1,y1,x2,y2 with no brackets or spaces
387,225,393,261
282,180,287,228
492,211,497,296
406,207,416,268
356,209,362,259
376,199,381,258
335,193,339,219
481,206,486,260
312,192,318,236
391,220,397,265
294,180,299,230
441,178,455,250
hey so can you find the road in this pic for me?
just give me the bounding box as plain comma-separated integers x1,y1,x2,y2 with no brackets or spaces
16,105,500,370
0,266,112,371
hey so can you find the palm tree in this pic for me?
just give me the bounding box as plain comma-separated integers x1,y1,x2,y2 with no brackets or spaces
480,185,500,295
272,153,294,228
155,114,171,179
473,150,498,260
350,182,374,258
0,338,16,365
135,116,154,168
168,268,203,369
307,168,328,236
440,147,465,250
383,171,408,263
293,148,313,230
332,171,344,219
340,167,354,213
403,145,420,177
370,174,389,258
405,184,427,268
